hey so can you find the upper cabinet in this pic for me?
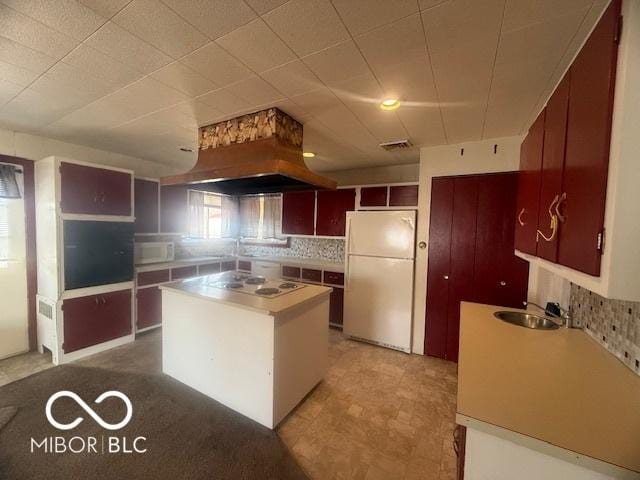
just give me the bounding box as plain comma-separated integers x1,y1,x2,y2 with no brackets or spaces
316,189,356,237
515,0,640,300
60,162,132,217
389,185,419,207
134,178,159,234
514,110,545,255
282,191,316,235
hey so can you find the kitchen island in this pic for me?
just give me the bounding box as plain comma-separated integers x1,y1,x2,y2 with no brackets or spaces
160,271,331,429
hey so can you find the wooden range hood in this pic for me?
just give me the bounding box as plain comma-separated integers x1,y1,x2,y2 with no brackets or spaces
161,108,336,195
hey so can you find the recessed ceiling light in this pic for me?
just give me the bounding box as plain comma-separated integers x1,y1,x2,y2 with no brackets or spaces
303,152,316,158
179,146,194,153
380,98,400,111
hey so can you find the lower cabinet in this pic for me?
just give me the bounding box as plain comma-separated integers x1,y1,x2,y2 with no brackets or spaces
329,287,344,326
63,289,132,353
136,286,162,330
221,260,236,272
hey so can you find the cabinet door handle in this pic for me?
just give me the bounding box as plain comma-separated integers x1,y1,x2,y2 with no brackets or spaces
554,192,566,223
94,297,99,305
100,192,106,203
500,281,506,286
517,208,526,226
443,275,449,280
101,297,106,304
536,195,559,242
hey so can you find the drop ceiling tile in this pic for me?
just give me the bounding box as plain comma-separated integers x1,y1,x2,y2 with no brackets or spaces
331,0,418,36
225,75,284,106
161,0,257,39
355,14,427,75
181,42,253,86
85,21,173,74
271,98,311,122
0,89,83,128
51,98,144,132
374,58,438,103
290,86,340,118
216,18,296,72
151,61,217,96
395,104,446,146
502,0,592,32
302,40,371,86
263,0,349,57
197,88,250,115
63,44,144,89
174,100,225,126
0,4,78,59
260,60,321,97
1,0,107,41
0,36,56,74
0,60,40,87
79,0,130,18
0,78,22,106
112,0,208,58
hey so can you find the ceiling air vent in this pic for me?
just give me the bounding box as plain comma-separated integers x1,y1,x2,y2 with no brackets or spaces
379,139,413,151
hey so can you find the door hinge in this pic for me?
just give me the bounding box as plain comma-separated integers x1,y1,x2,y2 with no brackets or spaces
615,15,623,44
597,229,605,253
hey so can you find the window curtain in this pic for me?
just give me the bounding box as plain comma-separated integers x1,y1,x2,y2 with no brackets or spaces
262,194,282,239
188,190,205,238
239,196,260,238
0,165,20,199
221,195,238,238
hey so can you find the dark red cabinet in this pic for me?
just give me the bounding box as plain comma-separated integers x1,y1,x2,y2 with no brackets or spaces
557,0,620,276
221,260,236,272
514,110,545,255
172,265,197,280
134,178,159,233
282,191,315,235
160,185,189,233
137,269,170,286
60,162,131,216
316,188,355,237
301,268,322,283
63,289,132,353
389,185,418,206
329,287,344,326
426,173,529,362
536,74,570,263
199,262,221,275
323,271,344,286
238,260,251,271
360,186,388,206
282,265,301,278
137,286,162,329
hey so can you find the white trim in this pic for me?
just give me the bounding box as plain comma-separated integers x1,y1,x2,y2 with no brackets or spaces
57,334,135,365
61,282,134,300
60,213,134,222
136,324,161,334
134,176,160,183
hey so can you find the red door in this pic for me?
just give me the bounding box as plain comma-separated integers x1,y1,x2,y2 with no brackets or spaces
137,286,162,329
514,110,545,254
282,191,315,235
474,173,529,308
425,178,454,359
316,189,356,236
446,176,478,362
536,74,570,262
60,162,131,216
134,178,159,233
558,0,621,276
63,289,132,353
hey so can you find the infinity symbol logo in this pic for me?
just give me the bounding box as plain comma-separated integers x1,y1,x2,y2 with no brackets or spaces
45,391,133,431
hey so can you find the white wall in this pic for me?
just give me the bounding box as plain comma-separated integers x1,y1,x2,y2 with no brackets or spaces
413,136,522,354
0,127,174,178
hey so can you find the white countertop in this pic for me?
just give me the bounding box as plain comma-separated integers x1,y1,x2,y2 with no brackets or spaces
136,255,344,273
135,256,233,272
160,272,332,316
458,302,640,474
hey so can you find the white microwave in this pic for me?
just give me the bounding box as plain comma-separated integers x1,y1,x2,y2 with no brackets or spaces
134,241,175,265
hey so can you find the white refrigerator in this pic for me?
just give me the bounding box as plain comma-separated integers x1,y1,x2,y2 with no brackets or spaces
344,210,416,353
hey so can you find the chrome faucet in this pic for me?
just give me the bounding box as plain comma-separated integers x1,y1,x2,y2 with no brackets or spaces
523,301,573,328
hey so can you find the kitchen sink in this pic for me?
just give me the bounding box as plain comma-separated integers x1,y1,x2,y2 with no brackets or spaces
494,311,560,330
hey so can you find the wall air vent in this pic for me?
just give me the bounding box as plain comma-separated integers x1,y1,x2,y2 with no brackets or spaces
379,139,413,151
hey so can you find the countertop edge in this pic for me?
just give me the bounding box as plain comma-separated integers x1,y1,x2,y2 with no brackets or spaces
456,414,640,479
159,283,332,316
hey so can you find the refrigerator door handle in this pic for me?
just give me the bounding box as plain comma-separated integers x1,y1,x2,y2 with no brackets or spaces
401,216,415,230
345,216,351,289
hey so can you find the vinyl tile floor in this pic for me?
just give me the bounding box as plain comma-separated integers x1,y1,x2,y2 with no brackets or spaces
0,328,458,480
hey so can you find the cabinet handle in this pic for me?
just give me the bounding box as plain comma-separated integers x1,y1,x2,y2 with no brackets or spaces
94,297,99,305
443,275,449,280
500,281,506,286
517,208,526,226
453,427,460,456
554,192,566,223
100,192,106,203
93,192,98,203
536,195,559,243
101,297,106,304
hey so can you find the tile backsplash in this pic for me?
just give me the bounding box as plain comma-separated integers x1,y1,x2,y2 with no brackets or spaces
570,284,640,376
241,237,345,263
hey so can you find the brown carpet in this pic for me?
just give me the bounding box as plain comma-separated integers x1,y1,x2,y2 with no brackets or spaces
0,407,17,432
0,365,308,480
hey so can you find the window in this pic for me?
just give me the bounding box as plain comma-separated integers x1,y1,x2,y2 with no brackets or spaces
188,191,236,239
239,194,287,244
